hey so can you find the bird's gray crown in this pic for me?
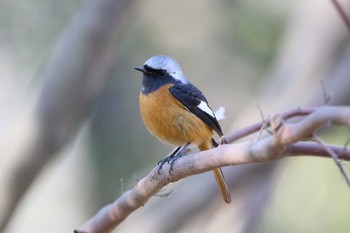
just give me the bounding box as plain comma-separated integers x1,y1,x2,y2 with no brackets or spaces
144,55,188,84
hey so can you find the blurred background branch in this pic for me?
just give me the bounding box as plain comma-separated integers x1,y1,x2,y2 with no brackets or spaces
0,0,135,231
0,0,349,233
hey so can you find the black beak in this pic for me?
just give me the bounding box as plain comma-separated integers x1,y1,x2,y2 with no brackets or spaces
134,67,145,73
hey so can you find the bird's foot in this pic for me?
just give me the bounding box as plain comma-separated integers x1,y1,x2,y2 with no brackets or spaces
219,136,228,145
157,143,190,175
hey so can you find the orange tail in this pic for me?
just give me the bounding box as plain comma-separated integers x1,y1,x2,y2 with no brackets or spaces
199,140,231,204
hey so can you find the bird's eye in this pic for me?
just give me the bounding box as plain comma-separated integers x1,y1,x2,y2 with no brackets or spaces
144,65,167,76
150,67,166,76
144,65,154,73
159,70,166,76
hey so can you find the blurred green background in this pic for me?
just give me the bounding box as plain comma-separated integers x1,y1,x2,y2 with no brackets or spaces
0,0,349,232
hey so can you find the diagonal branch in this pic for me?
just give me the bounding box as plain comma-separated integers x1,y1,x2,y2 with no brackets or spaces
313,134,350,186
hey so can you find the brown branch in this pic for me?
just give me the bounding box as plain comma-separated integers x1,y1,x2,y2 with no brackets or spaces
273,106,350,144
225,107,316,143
74,106,350,233
287,141,350,159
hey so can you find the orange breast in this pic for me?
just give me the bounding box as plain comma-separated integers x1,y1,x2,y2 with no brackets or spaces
139,84,213,146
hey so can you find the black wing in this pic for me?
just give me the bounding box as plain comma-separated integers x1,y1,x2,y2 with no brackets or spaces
169,83,223,137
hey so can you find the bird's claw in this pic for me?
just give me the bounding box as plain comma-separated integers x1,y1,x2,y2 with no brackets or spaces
157,144,190,175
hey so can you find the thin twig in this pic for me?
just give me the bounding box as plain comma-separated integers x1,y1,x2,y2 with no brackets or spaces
320,79,332,104
154,189,174,198
313,134,350,187
255,105,271,140
120,178,124,194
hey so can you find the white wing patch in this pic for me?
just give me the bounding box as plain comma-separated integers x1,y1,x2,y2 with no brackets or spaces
198,101,215,118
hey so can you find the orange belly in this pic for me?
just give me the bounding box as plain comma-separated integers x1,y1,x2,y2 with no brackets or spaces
139,84,213,146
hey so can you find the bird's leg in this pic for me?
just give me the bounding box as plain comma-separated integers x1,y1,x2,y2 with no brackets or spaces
158,146,181,174
168,143,190,174
211,136,227,148
158,143,191,175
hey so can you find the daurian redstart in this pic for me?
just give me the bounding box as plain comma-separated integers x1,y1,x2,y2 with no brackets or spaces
135,55,231,203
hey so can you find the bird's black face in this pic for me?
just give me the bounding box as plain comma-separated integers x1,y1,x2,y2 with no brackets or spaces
135,65,178,95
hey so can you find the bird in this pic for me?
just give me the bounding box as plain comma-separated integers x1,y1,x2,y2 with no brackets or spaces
135,55,231,204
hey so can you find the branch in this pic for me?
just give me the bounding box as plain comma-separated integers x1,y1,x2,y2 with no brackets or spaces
74,106,350,233
225,107,316,142
313,134,350,186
